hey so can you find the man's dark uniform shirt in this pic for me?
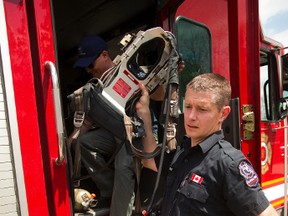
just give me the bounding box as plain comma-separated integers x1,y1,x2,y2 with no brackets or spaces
160,130,270,216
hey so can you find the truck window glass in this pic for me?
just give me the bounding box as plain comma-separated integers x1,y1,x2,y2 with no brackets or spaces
260,61,269,120
175,16,212,110
282,53,288,97
260,51,279,121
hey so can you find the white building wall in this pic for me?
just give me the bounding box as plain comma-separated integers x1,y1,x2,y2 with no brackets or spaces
0,75,19,215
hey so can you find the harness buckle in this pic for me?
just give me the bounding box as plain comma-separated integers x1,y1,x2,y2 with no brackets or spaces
167,123,176,139
74,111,85,128
166,123,177,153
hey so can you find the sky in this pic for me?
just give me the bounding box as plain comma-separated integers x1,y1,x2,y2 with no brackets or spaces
259,0,288,53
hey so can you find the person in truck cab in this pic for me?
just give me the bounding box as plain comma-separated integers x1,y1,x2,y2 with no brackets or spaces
136,73,278,216
73,35,137,216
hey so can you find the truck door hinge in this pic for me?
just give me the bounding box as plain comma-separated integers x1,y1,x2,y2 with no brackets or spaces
242,105,255,140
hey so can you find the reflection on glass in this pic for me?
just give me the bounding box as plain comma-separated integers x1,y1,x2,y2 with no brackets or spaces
176,17,212,110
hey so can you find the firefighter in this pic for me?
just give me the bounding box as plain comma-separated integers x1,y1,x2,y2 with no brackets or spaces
136,73,278,216
73,35,136,215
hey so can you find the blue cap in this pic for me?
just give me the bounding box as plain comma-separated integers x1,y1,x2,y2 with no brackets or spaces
74,36,107,68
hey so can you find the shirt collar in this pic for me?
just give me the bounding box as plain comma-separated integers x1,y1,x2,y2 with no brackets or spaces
183,130,224,154
199,130,224,153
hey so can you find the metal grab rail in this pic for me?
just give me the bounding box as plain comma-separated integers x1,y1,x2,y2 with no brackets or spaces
45,61,65,166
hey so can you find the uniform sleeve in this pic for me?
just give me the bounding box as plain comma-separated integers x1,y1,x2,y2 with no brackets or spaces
223,158,270,216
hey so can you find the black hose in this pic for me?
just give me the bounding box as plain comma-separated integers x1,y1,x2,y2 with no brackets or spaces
146,80,173,214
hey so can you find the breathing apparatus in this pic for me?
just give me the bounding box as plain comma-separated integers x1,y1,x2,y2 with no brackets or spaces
97,27,180,152
100,27,178,113
101,27,181,215
68,27,180,214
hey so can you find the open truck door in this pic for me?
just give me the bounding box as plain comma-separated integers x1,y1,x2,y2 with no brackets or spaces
173,0,241,154
1,0,72,215
174,0,287,213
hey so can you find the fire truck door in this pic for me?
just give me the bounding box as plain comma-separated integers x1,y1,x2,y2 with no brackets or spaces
26,1,73,215
2,0,72,215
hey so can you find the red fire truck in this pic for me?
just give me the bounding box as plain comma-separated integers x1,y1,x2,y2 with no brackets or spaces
1,0,288,215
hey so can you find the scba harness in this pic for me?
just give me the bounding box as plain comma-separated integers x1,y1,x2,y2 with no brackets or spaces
67,27,180,213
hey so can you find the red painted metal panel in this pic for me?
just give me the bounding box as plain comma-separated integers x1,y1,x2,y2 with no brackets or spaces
3,0,50,215
261,122,285,182
3,0,71,215
230,0,261,172
176,0,230,80
28,0,72,215
176,0,261,170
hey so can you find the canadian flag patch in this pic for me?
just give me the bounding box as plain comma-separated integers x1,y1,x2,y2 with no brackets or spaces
190,173,204,184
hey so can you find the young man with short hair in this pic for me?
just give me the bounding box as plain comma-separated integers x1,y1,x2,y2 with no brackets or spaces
136,73,278,216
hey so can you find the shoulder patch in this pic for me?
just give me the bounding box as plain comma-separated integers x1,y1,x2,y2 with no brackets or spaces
238,160,259,187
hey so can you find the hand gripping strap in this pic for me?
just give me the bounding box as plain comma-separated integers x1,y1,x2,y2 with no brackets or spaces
123,114,162,159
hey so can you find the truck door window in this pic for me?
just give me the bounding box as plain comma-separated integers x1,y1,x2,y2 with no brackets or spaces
260,51,279,121
282,53,288,97
175,16,212,110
